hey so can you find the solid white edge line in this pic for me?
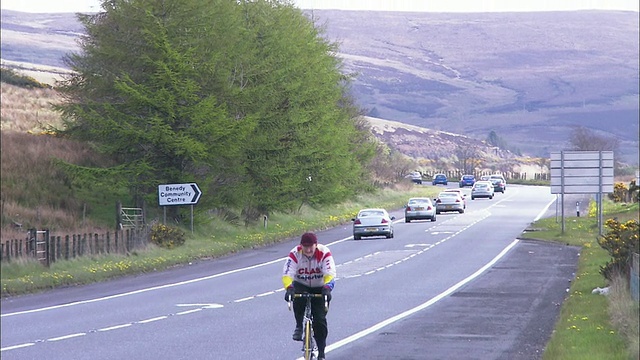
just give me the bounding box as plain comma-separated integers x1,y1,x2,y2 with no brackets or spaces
326,239,520,354
534,197,557,222
1,343,35,351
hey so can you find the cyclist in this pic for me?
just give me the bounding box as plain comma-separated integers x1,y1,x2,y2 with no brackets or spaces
283,232,336,360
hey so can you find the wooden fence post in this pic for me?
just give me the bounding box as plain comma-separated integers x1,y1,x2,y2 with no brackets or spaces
44,230,50,267
64,235,70,260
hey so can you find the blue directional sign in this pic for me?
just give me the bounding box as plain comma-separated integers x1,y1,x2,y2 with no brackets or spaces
158,183,202,206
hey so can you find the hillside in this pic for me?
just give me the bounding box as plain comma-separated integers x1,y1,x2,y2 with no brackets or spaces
1,8,638,164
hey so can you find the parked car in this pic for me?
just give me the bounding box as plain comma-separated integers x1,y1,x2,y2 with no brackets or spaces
490,177,506,193
459,174,476,187
352,208,395,240
404,197,436,222
405,171,423,185
471,181,494,200
443,188,467,208
432,174,448,185
434,192,465,214
489,174,507,191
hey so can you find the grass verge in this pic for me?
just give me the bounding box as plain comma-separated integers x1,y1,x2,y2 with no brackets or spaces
524,202,639,360
1,184,437,297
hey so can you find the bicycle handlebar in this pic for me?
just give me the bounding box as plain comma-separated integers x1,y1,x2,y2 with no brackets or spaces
287,293,329,312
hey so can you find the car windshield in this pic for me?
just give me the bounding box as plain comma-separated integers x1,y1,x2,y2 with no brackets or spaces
439,193,457,197
435,175,445,179
463,176,473,180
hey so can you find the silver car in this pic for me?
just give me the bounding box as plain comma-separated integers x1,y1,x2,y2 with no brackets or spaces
404,197,436,222
471,180,495,200
352,208,395,240
434,192,465,214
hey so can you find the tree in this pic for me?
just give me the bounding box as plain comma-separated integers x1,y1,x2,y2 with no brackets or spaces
55,0,377,220
568,126,619,152
454,145,483,175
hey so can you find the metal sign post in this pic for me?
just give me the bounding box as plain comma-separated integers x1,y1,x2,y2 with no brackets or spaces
550,151,613,234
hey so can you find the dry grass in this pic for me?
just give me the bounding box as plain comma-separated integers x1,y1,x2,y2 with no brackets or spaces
0,83,115,239
0,82,64,132
608,273,640,360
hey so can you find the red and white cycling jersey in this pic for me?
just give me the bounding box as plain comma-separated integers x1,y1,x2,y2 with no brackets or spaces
282,243,336,289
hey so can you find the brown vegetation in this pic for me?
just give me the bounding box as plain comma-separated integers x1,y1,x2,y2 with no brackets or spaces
0,82,63,132
1,83,113,240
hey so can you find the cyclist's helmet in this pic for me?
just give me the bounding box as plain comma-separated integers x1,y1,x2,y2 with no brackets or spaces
300,232,317,246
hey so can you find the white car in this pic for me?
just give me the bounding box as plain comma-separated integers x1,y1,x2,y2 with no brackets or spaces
404,197,436,222
352,208,395,240
434,192,465,214
471,181,494,200
443,188,468,208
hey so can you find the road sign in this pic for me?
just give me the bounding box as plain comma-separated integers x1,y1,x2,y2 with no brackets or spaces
158,183,202,206
550,151,614,194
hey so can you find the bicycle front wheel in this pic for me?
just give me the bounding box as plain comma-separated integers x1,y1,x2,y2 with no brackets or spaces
304,320,313,360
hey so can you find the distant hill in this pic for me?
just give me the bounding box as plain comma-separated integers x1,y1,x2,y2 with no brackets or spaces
1,8,638,165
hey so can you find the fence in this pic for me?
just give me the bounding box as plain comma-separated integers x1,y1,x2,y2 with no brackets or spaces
0,227,150,267
422,170,550,181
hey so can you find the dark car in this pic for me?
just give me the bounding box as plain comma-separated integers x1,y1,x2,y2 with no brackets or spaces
489,174,507,191
432,174,448,185
459,174,476,187
490,178,506,193
406,171,423,185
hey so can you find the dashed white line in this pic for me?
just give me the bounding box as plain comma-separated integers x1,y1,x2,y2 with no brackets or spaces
139,316,168,323
48,333,86,341
98,324,131,332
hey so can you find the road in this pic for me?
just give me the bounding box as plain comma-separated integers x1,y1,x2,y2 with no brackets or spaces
1,185,579,359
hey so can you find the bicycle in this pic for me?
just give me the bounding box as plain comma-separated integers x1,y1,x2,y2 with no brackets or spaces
288,293,329,360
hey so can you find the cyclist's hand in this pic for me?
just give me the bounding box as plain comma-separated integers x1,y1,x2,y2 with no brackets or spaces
322,286,332,302
284,287,295,302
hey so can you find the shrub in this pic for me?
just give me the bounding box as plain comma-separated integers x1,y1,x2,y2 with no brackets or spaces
608,182,629,203
629,180,639,203
597,218,640,281
0,67,50,89
149,223,186,249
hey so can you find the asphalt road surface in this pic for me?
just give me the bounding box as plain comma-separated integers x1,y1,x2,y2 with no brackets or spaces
1,185,581,360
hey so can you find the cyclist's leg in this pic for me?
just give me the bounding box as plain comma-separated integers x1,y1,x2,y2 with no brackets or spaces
311,297,328,358
292,283,309,328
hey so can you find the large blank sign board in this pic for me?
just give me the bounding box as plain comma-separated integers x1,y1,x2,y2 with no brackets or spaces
550,151,614,194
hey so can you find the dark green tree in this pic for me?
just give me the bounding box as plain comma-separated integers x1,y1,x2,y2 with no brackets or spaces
56,0,251,210
55,0,377,220
237,1,375,215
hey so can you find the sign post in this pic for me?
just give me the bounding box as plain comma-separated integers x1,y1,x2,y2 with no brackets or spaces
158,183,202,233
550,151,613,234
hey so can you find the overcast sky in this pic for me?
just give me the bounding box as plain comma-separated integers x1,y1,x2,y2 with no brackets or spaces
1,0,638,13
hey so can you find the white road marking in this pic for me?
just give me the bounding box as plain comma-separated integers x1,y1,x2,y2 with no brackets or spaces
48,333,86,341
138,316,167,324
175,303,224,309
